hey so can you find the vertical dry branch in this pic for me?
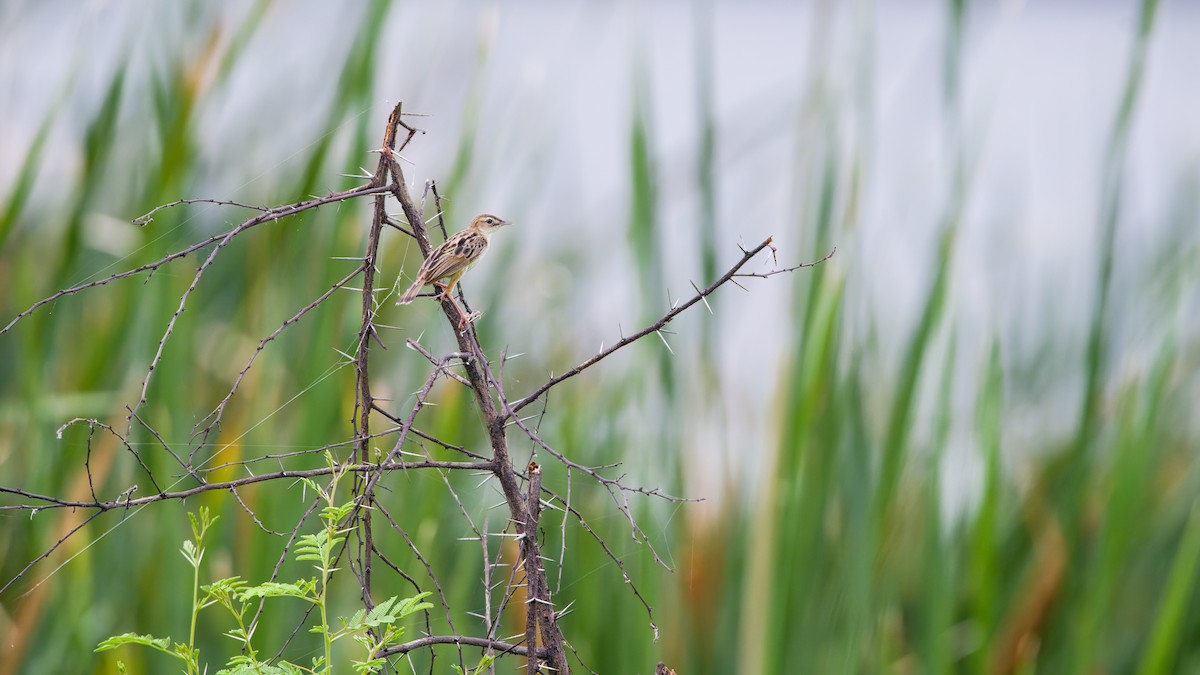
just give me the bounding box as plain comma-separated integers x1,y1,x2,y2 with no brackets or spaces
445,274,569,674
383,143,571,672
353,101,412,616
522,462,566,674
356,102,414,460
524,464,542,675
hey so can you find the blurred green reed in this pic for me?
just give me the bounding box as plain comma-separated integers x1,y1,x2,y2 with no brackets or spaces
2,0,1199,673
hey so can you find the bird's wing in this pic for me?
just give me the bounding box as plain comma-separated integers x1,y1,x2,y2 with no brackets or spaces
452,231,488,260
419,231,488,282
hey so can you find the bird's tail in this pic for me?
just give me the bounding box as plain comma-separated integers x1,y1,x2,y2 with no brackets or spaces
397,279,423,305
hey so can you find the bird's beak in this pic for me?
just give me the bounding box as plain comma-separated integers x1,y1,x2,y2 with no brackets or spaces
500,219,512,227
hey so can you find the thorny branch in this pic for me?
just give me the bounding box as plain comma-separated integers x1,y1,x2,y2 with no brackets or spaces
0,102,831,673
0,460,492,512
0,183,390,337
507,240,836,417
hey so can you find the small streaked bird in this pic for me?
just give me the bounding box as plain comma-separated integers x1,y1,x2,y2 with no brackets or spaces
397,213,511,328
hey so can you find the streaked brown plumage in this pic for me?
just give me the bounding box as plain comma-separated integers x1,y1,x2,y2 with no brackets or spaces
397,213,511,327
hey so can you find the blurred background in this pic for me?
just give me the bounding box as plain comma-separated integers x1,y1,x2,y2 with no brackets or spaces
2,0,1200,673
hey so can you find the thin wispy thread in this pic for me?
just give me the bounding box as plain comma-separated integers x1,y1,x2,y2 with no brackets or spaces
16,360,349,599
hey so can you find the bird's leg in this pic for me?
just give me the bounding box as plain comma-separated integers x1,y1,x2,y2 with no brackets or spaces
447,293,480,331
433,279,480,331
452,298,474,331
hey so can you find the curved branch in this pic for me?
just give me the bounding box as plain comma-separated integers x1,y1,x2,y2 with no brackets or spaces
375,634,540,659
132,198,271,226
508,239,835,416
0,460,494,512
1,183,390,337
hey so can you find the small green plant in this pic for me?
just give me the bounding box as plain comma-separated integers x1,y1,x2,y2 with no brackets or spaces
95,509,217,674
97,465,432,674
450,654,497,675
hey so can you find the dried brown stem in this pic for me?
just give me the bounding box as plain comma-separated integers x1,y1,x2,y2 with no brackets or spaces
0,460,492,512
382,137,572,671
508,238,834,417
0,183,389,337
375,634,545,660
132,198,271,226
352,101,408,616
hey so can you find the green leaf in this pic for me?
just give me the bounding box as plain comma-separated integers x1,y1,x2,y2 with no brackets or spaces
203,576,247,593
352,657,386,674
319,501,356,524
392,592,434,618
342,595,409,631
203,576,249,601
180,539,203,567
188,507,217,541
96,632,175,655
296,530,344,564
218,662,304,675
451,654,496,675
239,580,319,602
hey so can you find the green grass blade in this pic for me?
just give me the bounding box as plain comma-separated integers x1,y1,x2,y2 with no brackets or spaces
1136,502,1200,675
0,103,56,247
1073,0,1160,461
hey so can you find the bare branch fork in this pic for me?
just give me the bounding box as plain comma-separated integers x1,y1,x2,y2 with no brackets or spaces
0,101,831,673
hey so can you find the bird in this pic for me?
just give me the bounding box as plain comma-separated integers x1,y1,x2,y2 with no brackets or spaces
397,213,511,329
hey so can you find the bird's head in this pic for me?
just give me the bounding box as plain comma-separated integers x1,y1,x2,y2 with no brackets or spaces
471,213,511,234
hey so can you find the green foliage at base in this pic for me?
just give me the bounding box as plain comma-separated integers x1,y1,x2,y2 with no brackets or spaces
97,490,431,674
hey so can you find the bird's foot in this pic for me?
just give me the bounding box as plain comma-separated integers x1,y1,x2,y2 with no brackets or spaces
457,311,482,333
